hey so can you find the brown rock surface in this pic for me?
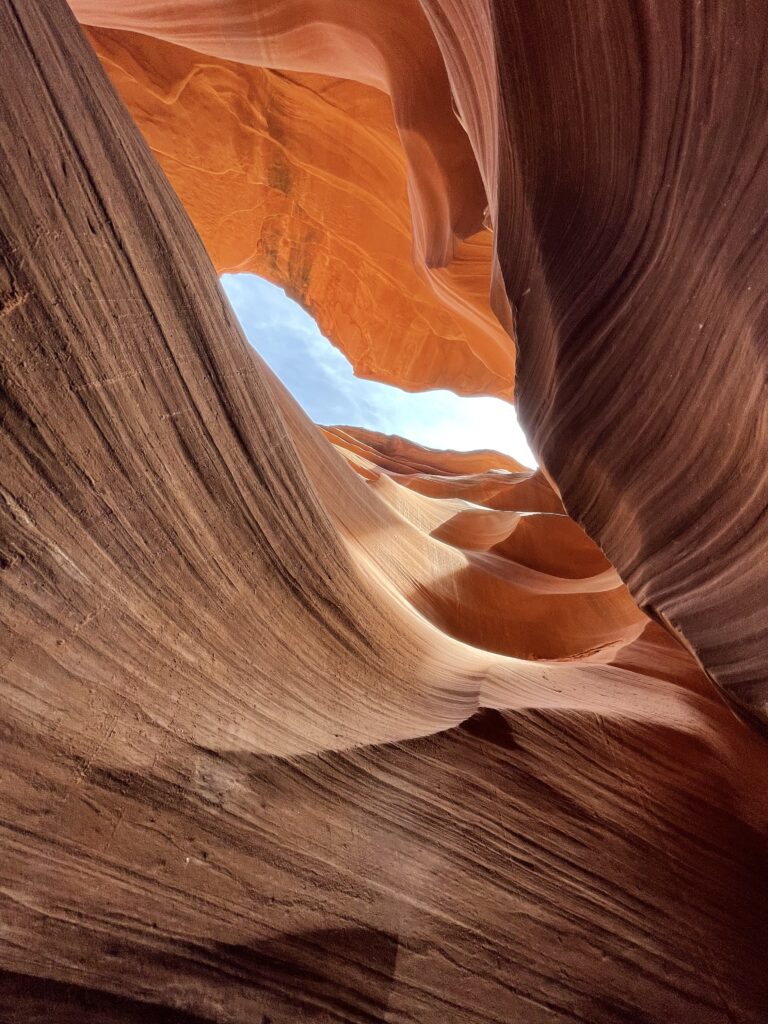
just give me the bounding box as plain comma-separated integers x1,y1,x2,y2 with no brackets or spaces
1,1,767,1022
421,0,768,718
71,0,768,720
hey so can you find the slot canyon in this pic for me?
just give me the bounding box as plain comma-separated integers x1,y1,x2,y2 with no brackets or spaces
0,1,767,1021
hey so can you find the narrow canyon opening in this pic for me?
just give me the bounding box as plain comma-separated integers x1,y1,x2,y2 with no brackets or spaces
2,3,767,1021
221,273,537,468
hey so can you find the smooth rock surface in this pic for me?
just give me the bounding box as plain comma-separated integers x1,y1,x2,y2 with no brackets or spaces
71,0,768,720
1,2,767,1022
81,24,515,399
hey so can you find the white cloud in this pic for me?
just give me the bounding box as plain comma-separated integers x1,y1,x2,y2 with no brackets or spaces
221,273,537,467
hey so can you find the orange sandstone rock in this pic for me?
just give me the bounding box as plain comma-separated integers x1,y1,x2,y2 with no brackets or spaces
2,2,768,1021
82,26,515,399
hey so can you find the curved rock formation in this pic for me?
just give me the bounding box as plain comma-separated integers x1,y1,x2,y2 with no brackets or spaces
320,425,647,661
71,0,768,723
1,1,767,1021
423,0,768,719
80,25,515,399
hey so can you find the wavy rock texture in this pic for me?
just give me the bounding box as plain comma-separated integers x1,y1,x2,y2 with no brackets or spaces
72,0,768,722
1,1,767,1022
422,0,768,719
320,426,647,662
80,25,515,399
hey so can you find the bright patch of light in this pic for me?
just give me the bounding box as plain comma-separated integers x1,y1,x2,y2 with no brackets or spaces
221,274,536,467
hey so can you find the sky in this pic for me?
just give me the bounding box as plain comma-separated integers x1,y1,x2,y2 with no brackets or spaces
221,274,536,467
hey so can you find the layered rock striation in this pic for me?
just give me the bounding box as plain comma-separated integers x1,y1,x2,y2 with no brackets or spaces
72,0,768,721
0,1,766,1021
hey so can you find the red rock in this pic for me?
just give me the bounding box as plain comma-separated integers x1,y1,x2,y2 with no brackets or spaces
0,1,767,1021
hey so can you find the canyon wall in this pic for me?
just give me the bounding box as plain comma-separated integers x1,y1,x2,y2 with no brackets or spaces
73,0,768,722
0,1,766,1021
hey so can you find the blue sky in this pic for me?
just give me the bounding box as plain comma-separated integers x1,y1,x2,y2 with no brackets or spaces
221,274,536,467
